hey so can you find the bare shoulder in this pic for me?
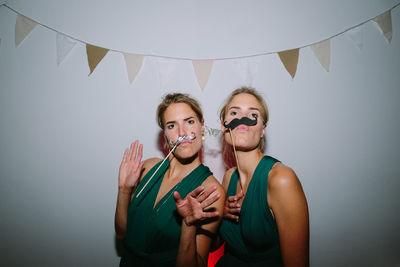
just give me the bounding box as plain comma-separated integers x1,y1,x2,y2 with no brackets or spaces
268,162,302,191
221,167,236,191
141,157,163,178
202,175,225,196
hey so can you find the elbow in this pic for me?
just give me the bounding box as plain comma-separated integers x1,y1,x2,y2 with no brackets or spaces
115,231,126,240
115,225,127,240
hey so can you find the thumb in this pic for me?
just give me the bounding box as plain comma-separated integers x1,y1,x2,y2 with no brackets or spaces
173,191,181,202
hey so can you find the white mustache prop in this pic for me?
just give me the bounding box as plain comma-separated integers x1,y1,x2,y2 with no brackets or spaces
168,133,196,146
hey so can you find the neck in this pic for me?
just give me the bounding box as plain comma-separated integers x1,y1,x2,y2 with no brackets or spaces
235,148,264,186
167,154,201,180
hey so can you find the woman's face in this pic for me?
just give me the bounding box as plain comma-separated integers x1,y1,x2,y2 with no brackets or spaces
163,103,204,159
222,93,265,151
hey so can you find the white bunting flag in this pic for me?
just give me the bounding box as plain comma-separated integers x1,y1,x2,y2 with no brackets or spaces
157,59,177,88
56,33,77,66
123,53,144,84
310,39,331,72
346,26,364,50
192,59,214,90
373,10,392,43
233,59,260,86
15,14,37,47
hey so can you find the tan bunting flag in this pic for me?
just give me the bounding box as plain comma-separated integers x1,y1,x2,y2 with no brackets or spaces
278,48,299,78
373,10,392,43
192,59,214,90
123,53,144,84
86,44,109,75
310,39,330,72
15,14,37,47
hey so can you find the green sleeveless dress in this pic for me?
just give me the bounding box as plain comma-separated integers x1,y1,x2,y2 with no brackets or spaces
120,159,212,267
216,156,283,267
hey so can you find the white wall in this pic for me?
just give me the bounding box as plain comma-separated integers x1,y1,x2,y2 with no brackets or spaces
1,2,400,267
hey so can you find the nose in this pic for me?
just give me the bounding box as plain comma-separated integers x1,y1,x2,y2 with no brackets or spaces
178,125,187,137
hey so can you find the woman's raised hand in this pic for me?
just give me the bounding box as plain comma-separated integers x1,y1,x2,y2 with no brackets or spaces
118,140,144,192
223,190,244,221
174,186,221,226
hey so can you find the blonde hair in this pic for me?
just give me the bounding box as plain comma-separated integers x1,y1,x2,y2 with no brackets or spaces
219,86,269,152
156,93,204,129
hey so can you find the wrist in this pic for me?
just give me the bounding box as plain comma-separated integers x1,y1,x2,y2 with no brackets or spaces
182,219,198,228
118,186,133,194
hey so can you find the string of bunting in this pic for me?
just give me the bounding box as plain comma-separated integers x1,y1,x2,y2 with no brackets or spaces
3,3,398,90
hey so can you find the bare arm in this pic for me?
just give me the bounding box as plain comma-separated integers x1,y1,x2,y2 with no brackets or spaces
175,179,225,267
114,141,144,239
268,164,309,267
209,168,236,251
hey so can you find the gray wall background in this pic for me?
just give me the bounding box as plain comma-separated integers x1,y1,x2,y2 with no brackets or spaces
1,2,400,266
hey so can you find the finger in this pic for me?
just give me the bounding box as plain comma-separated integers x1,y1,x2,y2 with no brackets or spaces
228,202,240,208
201,193,220,208
224,213,239,220
122,148,129,162
227,207,241,214
201,210,219,218
173,191,182,202
227,196,237,203
236,190,244,199
189,186,204,198
127,142,134,161
136,143,143,163
129,141,138,161
197,185,216,203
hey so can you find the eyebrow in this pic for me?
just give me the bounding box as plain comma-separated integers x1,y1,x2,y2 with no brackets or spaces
228,106,260,112
165,116,196,125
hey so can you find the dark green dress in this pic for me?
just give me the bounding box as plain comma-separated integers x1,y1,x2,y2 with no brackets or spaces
120,159,212,267
216,156,283,266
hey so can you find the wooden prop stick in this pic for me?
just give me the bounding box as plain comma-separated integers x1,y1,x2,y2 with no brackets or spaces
229,128,244,191
135,143,178,198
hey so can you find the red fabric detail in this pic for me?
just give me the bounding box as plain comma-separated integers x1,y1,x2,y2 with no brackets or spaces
207,242,225,267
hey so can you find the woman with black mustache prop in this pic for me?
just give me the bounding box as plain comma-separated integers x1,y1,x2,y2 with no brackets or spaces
214,87,309,267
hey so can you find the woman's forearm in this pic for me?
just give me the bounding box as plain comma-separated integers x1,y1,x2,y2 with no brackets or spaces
176,222,206,267
114,189,132,239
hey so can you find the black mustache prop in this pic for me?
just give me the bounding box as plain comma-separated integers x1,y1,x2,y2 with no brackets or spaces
223,115,258,130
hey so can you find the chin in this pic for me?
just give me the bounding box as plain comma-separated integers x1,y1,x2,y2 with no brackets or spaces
174,151,199,164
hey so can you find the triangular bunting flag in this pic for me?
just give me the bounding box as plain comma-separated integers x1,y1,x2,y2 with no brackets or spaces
192,59,214,90
56,33,77,66
310,39,330,72
373,10,392,43
346,26,364,50
86,44,109,75
278,48,299,78
156,59,177,88
15,14,37,47
123,53,144,84
233,59,260,86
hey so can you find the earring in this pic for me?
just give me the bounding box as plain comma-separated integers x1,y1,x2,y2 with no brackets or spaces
202,133,205,140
